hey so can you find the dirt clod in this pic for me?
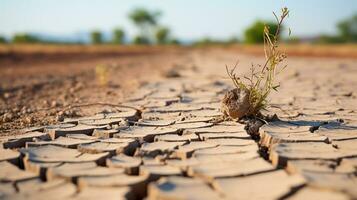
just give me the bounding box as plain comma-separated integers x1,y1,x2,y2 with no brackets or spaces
51,100,59,107
2,113,14,122
164,69,181,78
56,114,64,122
25,116,34,124
245,119,265,139
221,88,251,119
3,93,11,99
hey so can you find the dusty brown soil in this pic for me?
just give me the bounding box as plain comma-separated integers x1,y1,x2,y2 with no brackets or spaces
0,45,357,199
0,46,192,133
1,44,356,134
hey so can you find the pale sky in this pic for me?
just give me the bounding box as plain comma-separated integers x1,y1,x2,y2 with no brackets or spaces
0,0,356,40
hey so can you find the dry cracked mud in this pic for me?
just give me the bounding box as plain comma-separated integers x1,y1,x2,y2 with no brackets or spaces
0,48,357,199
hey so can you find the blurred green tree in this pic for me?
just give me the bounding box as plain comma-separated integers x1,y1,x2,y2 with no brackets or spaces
169,38,180,45
128,8,161,44
227,36,240,44
244,21,279,44
316,35,345,44
193,37,239,46
337,14,357,42
193,37,214,46
12,34,40,43
112,28,125,44
0,36,7,43
90,30,103,44
133,35,150,44
155,27,170,44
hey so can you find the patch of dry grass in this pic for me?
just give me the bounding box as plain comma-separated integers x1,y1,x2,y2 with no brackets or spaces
226,7,290,117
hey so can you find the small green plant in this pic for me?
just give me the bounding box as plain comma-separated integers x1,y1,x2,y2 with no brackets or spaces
225,7,289,118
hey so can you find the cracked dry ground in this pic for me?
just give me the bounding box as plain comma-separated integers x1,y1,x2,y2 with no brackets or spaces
1,49,357,200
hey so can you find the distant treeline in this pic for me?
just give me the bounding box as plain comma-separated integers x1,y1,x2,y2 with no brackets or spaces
0,9,356,45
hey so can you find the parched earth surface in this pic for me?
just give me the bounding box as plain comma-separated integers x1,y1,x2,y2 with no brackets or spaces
0,48,357,199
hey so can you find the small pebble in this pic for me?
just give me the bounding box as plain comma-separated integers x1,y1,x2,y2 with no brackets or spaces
3,93,10,99
25,116,34,124
56,114,64,122
69,87,76,93
3,113,14,122
51,100,59,107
